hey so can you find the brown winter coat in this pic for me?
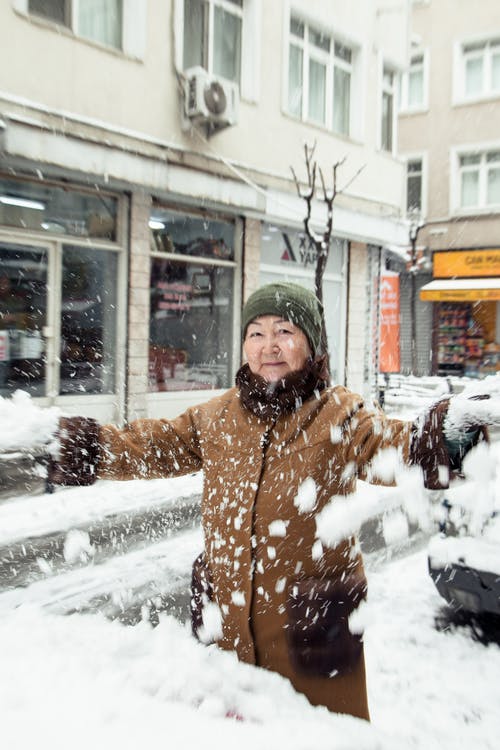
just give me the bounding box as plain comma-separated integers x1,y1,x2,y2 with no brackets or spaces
95,384,415,720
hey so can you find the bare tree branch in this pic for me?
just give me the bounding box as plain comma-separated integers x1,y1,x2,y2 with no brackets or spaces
290,145,363,369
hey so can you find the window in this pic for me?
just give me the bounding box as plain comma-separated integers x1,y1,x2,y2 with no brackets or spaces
183,0,243,83
288,16,353,136
60,246,117,395
407,158,423,213
458,150,500,209
27,0,123,50
401,51,427,110
462,38,500,99
381,66,396,152
149,208,238,392
0,177,118,240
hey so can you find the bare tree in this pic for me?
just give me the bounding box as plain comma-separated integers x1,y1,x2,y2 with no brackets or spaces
291,142,363,366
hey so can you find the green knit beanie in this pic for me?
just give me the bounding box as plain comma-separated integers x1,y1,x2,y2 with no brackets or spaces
242,282,323,354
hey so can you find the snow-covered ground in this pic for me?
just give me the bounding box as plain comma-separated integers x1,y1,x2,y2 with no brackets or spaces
1,546,499,750
1,388,500,749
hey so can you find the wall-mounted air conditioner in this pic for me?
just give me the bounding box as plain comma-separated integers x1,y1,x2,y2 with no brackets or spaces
183,67,239,133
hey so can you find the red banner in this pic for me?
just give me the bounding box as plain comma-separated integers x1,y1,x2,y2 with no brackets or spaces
379,274,400,373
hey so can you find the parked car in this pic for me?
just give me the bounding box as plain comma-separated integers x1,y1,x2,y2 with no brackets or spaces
428,481,500,617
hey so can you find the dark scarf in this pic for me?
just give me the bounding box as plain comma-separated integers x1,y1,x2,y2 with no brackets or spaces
235,356,329,420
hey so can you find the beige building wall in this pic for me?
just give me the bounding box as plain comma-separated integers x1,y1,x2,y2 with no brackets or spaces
399,0,500,252
1,0,410,219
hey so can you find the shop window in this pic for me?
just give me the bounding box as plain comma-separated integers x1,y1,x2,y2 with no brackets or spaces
27,0,123,49
288,15,353,136
183,0,243,83
0,243,47,397
149,209,236,392
458,150,500,210
0,177,118,240
59,246,117,395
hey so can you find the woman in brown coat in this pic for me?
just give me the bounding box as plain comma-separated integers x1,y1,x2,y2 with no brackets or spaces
50,282,484,721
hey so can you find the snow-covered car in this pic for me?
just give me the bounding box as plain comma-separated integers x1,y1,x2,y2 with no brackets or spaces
428,472,500,616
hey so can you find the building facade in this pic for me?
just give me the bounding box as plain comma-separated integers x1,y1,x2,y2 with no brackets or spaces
399,0,500,378
0,0,410,423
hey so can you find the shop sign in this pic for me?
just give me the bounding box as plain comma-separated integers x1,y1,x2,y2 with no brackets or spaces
433,249,500,279
156,282,192,311
379,274,400,373
420,287,500,302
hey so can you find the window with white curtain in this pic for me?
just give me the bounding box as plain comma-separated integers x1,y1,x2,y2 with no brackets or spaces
183,0,243,83
288,16,353,136
406,158,423,213
458,150,500,209
461,38,500,99
381,66,397,152
401,51,427,110
28,0,123,50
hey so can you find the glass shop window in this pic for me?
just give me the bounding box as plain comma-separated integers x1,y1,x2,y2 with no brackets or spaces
60,246,117,395
149,210,235,392
0,177,118,241
0,243,47,398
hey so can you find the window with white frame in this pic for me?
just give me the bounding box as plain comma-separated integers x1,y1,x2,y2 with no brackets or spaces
288,16,353,136
406,158,423,213
401,51,427,110
458,150,500,209
183,0,243,83
381,66,397,152
27,0,123,49
461,38,500,99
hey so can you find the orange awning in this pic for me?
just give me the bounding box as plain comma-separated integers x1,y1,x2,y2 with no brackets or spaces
420,278,500,302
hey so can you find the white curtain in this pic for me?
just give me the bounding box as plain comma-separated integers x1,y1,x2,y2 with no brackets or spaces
487,166,500,205
465,56,483,96
461,171,479,207
78,0,122,49
308,59,326,123
213,5,241,82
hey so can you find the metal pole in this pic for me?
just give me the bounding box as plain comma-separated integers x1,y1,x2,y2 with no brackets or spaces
410,232,417,375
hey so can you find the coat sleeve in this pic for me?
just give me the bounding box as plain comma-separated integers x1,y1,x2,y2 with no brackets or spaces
343,403,412,483
98,409,203,481
343,397,487,490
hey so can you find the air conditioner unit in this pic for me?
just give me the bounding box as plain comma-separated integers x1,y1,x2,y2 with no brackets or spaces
183,67,239,132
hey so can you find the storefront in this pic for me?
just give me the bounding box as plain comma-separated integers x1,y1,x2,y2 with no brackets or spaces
0,174,127,422
420,249,500,378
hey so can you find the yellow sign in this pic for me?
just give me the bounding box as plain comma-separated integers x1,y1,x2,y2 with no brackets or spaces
433,249,500,278
420,288,500,302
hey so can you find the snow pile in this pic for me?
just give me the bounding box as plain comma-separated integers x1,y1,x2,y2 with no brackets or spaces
0,607,395,750
0,390,60,453
428,533,500,574
444,375,500,439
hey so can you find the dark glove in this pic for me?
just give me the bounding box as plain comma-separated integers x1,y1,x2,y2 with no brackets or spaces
410,397,489,490
48,416,100,486
286,572,367,677
190,552,213,639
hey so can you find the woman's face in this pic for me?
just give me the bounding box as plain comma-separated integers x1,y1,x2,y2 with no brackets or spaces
243,315,312,382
